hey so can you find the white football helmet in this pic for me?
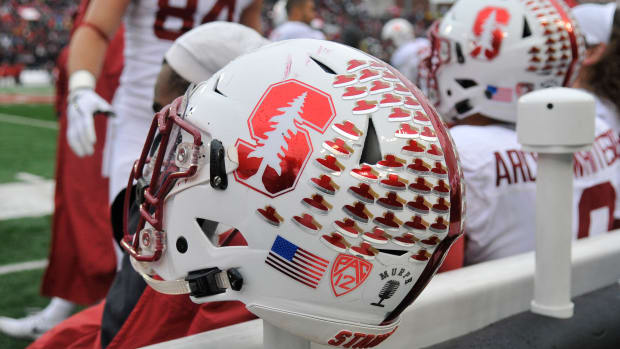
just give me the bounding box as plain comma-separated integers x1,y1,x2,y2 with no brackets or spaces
122,39,464,346
272,0,288,27
382,18,415,48
425,0,585,123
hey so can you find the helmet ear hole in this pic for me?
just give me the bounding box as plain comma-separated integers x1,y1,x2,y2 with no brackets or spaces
455,99,473,115
176,236,188,253
359,119,381,165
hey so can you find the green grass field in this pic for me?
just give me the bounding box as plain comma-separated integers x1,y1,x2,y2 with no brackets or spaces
0,104,57,183
0,216,52,266
0,99,57,348
0,269,49,349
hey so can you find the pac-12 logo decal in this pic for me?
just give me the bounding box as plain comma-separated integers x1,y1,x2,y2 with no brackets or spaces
330,254,372,297
235,80,336,197
471,6,511,60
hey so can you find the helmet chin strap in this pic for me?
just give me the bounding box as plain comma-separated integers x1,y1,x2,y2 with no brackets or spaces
130,256,232,296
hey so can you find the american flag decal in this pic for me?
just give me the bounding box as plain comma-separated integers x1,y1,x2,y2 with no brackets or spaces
486,85,513,102
265,235,329,288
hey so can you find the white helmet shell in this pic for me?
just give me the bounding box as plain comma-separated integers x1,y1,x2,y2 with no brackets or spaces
382,18,415,47
429,0,585,123
272,0,288,27
125,39,464,346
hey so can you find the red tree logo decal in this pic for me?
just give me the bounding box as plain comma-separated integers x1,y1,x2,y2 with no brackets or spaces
235,80,336,197
471,6,511,60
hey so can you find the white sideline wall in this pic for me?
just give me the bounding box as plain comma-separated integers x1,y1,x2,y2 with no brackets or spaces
143,230,620,349
20,70,52,86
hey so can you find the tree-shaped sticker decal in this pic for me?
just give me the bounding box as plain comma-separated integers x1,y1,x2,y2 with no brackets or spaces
235,80,336,198
471,6,511,60
371,280,400,307
248,92,307,184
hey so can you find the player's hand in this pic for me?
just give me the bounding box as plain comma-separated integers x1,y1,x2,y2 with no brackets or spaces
67,88,114,157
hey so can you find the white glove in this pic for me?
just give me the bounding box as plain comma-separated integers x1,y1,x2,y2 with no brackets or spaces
67,88,114,157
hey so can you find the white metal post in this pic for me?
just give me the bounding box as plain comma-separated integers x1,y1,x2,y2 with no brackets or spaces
531,152,574,318
263,321,311,349
517,87,595,319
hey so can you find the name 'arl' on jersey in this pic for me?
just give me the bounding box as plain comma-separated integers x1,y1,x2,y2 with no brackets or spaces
453,119,620,265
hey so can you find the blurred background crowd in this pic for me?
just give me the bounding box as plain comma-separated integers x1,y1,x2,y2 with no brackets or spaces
0,0,77,79
262,0,433,61
0,0,439,83
1,0,611,84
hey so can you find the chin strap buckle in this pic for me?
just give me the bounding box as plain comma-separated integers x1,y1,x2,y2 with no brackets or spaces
130,257,244,297
185,267,244,298
186,268,226,297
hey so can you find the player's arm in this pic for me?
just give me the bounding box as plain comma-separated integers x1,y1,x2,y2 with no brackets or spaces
68,0,130,77
240,0,263,34
66,0,130,157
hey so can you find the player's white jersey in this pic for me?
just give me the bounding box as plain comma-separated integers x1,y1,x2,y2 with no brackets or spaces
451,119,620,265
269,21,325,41
106,0,254,203
591,94,620,217
116,0,254,122
390,37,430,85
593,94,620,137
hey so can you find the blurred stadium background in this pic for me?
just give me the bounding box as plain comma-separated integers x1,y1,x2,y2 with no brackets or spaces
0,0,615,348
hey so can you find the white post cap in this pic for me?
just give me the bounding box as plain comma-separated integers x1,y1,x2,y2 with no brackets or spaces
517,87,595,153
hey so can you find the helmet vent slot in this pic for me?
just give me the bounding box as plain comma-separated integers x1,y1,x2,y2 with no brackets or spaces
213,76,227,97
195,218,247,247
522,17,532,38
196,218,218,241
310,56,337,75
455,79,478,89
360,119,381,165
377,249,408,256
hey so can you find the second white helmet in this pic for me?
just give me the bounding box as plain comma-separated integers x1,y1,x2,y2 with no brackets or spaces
427,0,585,123
382,18,415,48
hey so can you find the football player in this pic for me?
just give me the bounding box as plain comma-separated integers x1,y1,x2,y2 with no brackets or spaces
572,3,620,137
428,0,620,264
382,18,430,86
65,0,262,208
269,0,324,41
0,0,123,339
